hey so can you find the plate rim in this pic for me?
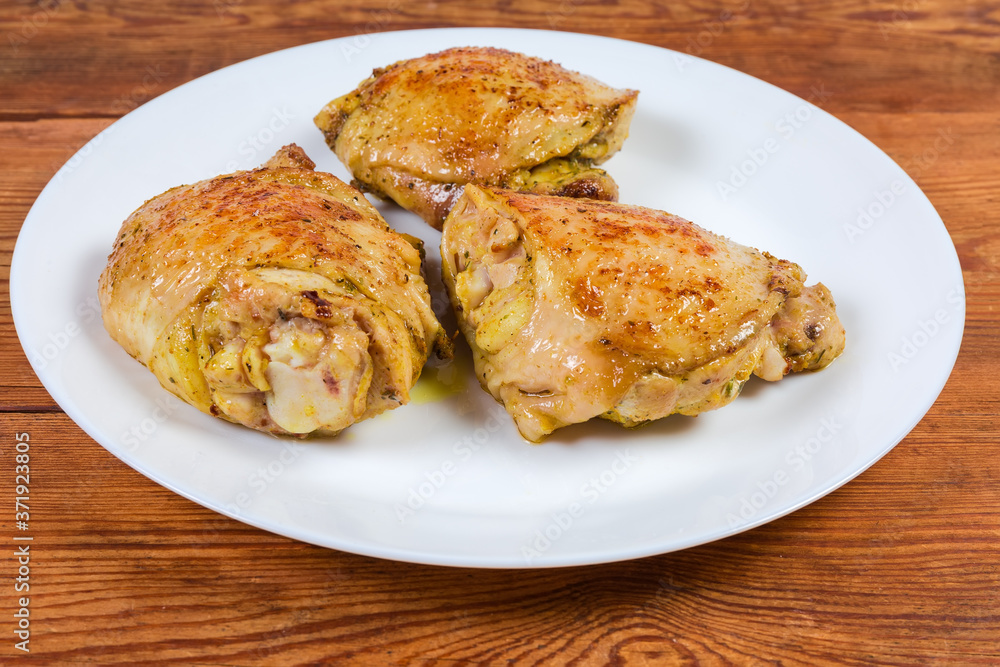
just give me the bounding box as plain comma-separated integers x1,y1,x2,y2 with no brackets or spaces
10,27,967,568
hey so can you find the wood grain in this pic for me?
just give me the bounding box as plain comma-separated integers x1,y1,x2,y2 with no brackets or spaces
2,0,999,663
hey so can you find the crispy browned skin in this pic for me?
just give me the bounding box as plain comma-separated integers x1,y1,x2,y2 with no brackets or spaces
441,186,845,441
99,145,449,437
315,47,638,228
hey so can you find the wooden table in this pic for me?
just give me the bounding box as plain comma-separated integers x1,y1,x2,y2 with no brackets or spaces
2,1,997,663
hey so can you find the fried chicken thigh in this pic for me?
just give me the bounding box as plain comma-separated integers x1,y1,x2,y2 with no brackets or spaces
100,145,449,437
315,47,638,229
441,186,845,442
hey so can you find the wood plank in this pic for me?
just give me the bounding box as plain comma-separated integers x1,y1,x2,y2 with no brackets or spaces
0,1,997,117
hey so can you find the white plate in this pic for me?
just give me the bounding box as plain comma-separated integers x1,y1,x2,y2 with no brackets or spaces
11,28,964,568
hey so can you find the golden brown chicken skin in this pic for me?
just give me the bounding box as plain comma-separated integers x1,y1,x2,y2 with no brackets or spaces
99,145,449,437
441,186,845,442
315,47,638,229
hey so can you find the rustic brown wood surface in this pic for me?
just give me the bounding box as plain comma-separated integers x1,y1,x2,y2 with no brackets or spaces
1,0,998,663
